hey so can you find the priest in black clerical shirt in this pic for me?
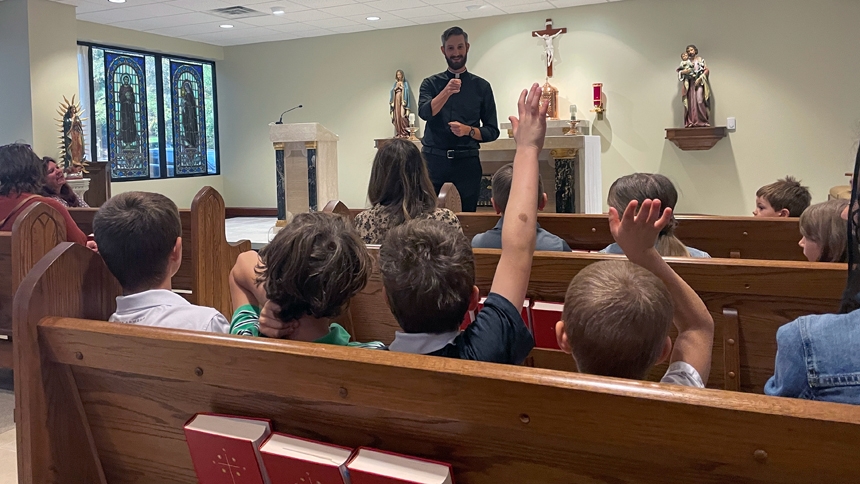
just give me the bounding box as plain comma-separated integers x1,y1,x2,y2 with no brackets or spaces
418,26,499,212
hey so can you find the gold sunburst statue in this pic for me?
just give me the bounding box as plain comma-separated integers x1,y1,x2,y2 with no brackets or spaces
55,95,89,176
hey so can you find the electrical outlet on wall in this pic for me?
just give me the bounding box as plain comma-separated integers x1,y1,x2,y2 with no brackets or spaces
727,117,737,130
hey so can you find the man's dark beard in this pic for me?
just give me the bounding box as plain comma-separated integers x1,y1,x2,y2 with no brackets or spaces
446,53,467,71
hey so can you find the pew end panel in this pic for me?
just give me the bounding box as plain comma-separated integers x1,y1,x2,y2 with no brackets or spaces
437,182,463,213
13,242,122,484
190,187,252,318
0,203,67,368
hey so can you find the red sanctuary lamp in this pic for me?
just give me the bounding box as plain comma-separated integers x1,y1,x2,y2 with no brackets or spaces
591,83,605,114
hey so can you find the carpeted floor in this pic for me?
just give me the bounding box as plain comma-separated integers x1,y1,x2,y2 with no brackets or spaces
0,369,13,434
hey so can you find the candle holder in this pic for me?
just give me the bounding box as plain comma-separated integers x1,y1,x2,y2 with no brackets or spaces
408,126,419,141
591,83,605,115
565,119,580,136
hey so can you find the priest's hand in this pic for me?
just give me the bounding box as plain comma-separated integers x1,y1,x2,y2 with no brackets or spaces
448,121,471,137
444,78,461,96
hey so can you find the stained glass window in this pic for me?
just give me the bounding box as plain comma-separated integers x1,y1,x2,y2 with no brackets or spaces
81,43,219,181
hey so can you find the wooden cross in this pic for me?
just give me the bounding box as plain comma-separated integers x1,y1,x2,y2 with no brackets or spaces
532,18,567,78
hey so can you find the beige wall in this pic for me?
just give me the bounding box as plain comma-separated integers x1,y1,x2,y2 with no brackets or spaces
0,0,78,157
76,21,225,207
0,0,34,146
217,0,860,215
28,0,79,157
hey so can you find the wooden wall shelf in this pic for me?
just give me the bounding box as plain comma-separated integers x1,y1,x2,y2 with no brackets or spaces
665,127,728,151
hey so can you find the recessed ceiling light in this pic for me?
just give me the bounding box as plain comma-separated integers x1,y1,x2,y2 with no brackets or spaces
366,16,380,21
465,4,485,11
271,6,285,15
108,0,125,3
220,24,234,29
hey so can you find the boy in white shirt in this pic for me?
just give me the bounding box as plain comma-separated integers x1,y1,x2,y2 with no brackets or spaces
555,199,714,386
93,191,229,333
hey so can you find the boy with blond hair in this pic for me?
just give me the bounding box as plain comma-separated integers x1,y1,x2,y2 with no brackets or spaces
555,199,715,385
753,176,811,217
379,83,546,364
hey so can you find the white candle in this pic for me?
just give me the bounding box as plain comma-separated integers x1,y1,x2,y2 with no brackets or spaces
408,113,415,126
570,104,577,120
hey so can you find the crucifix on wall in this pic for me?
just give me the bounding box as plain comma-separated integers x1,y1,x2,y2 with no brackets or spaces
532,18,567,78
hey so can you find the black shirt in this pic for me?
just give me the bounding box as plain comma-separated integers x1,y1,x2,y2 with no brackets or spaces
418,70,500,151
388,292,535,365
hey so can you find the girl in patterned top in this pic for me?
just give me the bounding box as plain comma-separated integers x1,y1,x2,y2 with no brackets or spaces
354,138,461,244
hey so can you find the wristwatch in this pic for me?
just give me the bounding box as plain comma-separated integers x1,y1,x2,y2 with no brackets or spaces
469,127,476,138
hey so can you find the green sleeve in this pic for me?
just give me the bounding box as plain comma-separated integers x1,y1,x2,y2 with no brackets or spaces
230,304,261,337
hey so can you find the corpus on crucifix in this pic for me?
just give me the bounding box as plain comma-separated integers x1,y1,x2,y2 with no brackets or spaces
532,18,567,78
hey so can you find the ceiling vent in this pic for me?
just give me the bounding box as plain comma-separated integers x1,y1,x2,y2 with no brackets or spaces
210,6,265,19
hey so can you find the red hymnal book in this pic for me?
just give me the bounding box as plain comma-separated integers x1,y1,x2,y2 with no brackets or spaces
531,301,563,350
347,447,454,484
184,413,272,484
260,432,353,484
462,297,531,330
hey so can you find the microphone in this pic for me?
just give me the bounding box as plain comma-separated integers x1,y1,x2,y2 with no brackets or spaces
275,104,303,124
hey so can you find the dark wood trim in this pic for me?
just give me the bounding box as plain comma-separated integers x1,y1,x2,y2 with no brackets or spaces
224,207,278,218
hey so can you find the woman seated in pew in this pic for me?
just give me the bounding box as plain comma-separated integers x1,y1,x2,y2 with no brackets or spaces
0,143,87,245
766,146,860,404
354,138,461,244
600,173,710,258
229,212,384,348
798,199,848,262
40,156,89,208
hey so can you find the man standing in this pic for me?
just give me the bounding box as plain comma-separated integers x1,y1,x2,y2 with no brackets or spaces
418,26,499,212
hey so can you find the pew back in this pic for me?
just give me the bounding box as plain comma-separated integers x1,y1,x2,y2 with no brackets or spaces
14,243,860,484
348,248,846,393
69,186,250,317
457,213,805,261
0,203,66,368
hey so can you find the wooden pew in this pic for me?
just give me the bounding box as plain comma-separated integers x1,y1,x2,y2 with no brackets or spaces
69,186,251,317
0,202,66,369
14,242,860,484
348,248,846,394
457,213,805,261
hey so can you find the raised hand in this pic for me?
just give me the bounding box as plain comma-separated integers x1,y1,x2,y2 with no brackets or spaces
608,199,673,263
508,83,548,152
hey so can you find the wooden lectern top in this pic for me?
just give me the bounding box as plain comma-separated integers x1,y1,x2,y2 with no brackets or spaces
269,122,339,143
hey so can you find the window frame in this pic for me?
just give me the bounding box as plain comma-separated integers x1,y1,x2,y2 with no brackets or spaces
79,41,221,181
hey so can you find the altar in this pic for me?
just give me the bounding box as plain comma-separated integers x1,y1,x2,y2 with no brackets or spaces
375,120,602,213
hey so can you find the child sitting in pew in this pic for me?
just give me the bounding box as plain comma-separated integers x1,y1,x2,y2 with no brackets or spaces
377,83,545,364
798,199,849,262
753,176,811,217
93,192,230,333
556,199,715,386
600,173,710,258
471,163,571,252
766,148,860,404
229,212,384,348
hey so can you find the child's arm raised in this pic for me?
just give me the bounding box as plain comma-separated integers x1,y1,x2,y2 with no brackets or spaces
489,83,547,309
609,199,715,384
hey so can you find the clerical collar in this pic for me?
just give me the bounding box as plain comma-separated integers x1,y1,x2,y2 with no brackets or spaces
446,69,468,77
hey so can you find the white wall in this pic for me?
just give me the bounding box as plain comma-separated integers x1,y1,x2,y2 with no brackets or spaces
217,0,860,215
77,21,225,208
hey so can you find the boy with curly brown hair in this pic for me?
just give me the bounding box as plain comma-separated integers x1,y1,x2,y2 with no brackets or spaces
228,212,383,348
